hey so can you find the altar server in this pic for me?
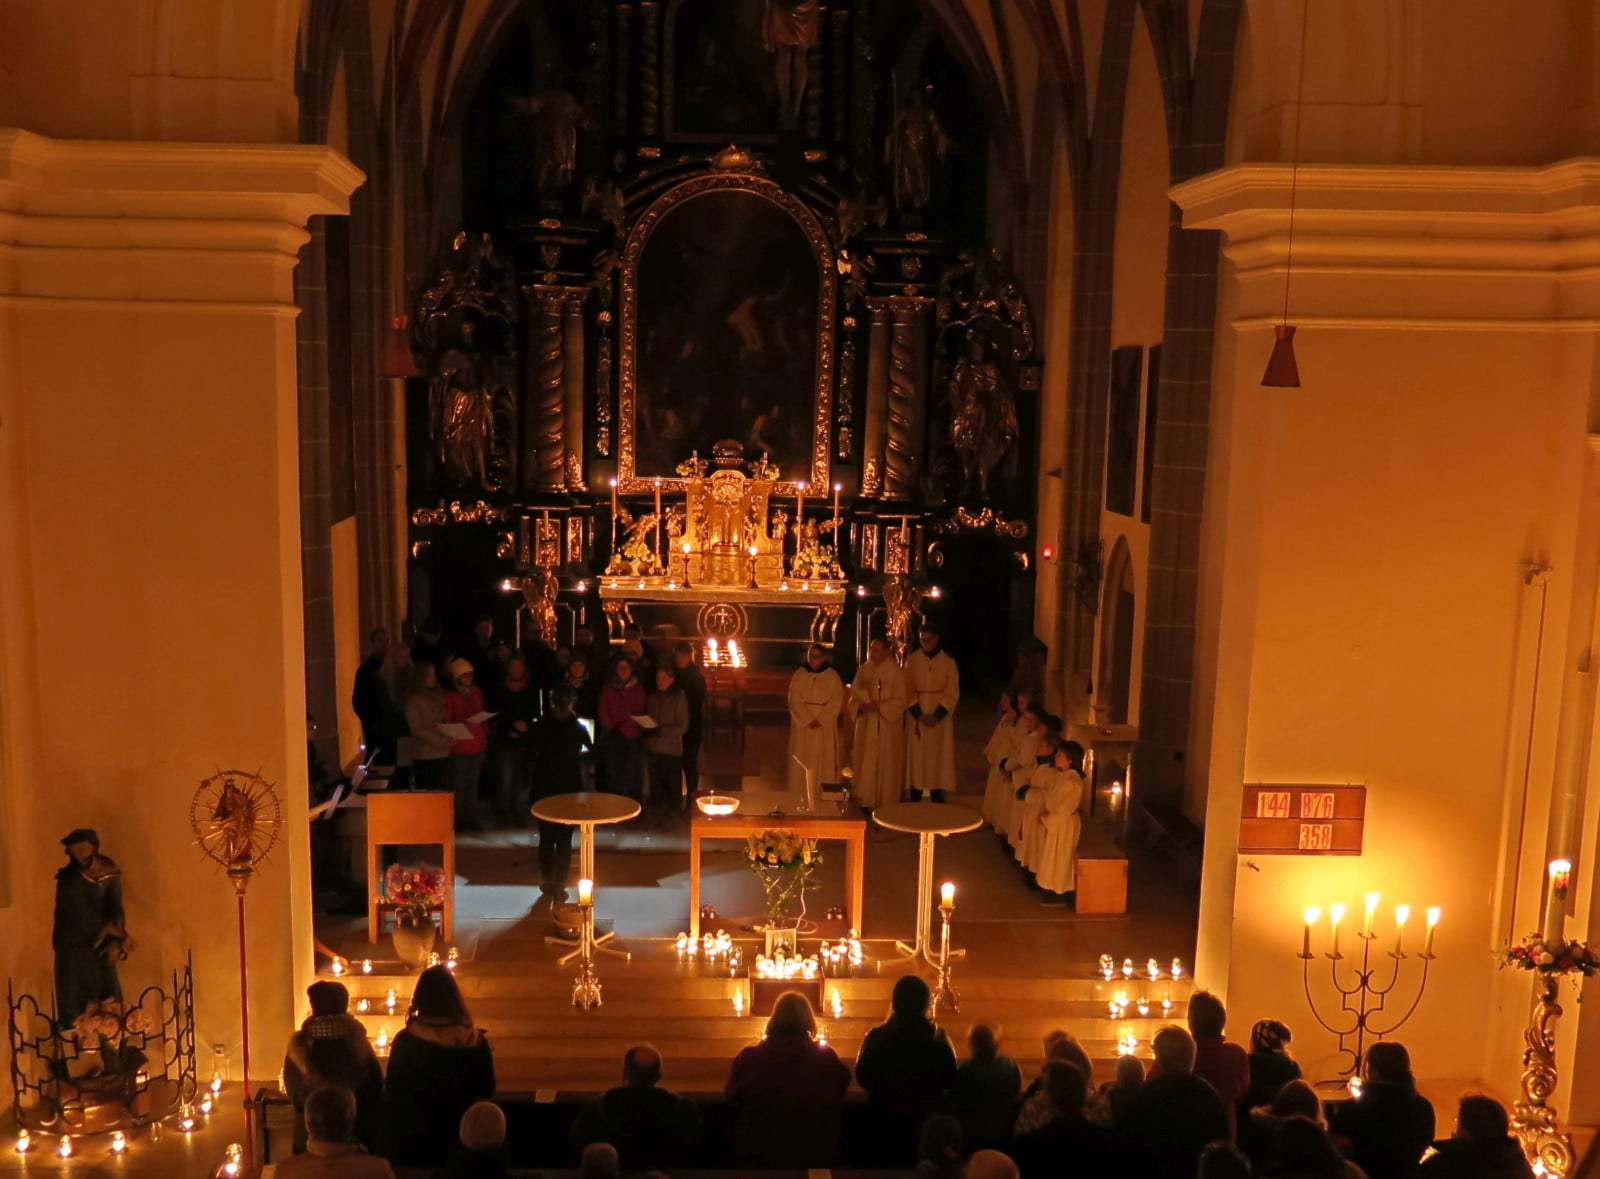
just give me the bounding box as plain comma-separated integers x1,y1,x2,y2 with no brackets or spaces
980,689,1022,832
847,636,908,812
788,643,844,797
1033,741,1087,903
904,622,960,803
1014,731,1059,869
996,703,1041,848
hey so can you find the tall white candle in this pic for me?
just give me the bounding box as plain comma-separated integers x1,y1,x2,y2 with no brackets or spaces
1423,907,1440,956
797,482,807,528
1545,859,1573,940
1329,903,1346,957
1302,906,1320,957
1363,892,1380,937
610,476,618,514
1393,905,1409,955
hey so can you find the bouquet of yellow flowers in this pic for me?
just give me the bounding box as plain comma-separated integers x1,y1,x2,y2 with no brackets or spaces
744,829,822,926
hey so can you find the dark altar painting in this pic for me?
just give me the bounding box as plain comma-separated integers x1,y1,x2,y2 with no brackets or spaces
667,0,777,138
633,189,821,480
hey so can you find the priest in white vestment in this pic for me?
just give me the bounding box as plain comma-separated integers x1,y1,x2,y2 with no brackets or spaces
846,636,907,811
788,643,844,796
1034,741,1087,901
904,622,960,802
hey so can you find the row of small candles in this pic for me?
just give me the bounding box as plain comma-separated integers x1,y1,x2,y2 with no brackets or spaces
331,946,461,975
1099,955,1184,983
1299,895,1440,958
704,638,747,669
1106,992,1174,1020
17,1072,238,1166
731,985,846,1020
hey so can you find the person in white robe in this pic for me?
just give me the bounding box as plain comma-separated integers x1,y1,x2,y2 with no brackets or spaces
1004,708,1045,854
787,643,844,797
1034,741,1087,902
1016,736,1059,871
846,636,907,811
981,689,1020,831
904,622,960,802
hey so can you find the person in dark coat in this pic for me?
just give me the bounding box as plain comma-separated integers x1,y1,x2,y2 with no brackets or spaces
1242,1078,1325,1171
1116,1026,1232,1179
855,975,959,1164
672,642,708,795
486,653,541,828
948,1020,1022,1152
570,1045,706,1169
565,655,601,725
530,685,590,895
1330,1043,1435,1179
1011,1061,1118,1179
1247,1019,1304,1110
725,991,851,1166
282,981,384,1152
1418,1096,1531,1179
597,655,646,798
351,628,390,752
378,966,497,1168
53,829,128,1026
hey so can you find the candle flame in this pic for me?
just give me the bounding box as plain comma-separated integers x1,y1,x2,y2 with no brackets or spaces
1304,906,1321,925
1394,904,1410,925
1426,906,1441,926
1330,903,1347,926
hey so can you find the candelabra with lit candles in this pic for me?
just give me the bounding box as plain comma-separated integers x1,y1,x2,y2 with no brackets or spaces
1298,894,1439,1077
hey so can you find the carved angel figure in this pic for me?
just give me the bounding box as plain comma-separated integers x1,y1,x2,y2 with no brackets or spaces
949,332,1019,498
887,88,949,211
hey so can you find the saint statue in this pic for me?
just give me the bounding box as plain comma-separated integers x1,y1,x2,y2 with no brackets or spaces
886,88,949,211
949,331,1018,497
437,320,495,488
53,829,131,1026
508,88,585,193
764,0,821,130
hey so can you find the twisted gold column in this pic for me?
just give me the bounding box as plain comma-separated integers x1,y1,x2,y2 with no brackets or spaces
1512,975,1576,1177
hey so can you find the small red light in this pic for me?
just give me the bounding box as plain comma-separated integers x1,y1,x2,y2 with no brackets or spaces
1042,544,1055,561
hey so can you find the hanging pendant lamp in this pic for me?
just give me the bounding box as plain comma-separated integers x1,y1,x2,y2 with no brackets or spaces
1262,0,1311,388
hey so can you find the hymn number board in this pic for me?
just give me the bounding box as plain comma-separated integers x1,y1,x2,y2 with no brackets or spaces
1238,784,1366,855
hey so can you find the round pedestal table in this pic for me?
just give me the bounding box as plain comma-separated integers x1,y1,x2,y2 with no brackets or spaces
871,801,983,964
531,792,640,962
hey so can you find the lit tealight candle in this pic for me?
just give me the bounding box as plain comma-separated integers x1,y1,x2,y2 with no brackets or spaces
446,946,460,971
940,882,955,911
111,1130,127,1153
386,988,398,1012
375,1027,390,1053
1329,904,1347,957
831,988,843,1018
1171,958,1183,979
1347,1076,1364,1099
357,998,370,1013
732,990,745,1017
1393,905,1410,955
1424,907,1440,956
199,1094,214,1116
1363,892,1380,937
210,1071,223,1094
361,958,373,974
58,1134,73,1159
1302,907,1320,957
330,957,345,976
14,1129,31,1154
1146,957,1160,981
578,878,594,905
1162,997,1173,1015
1122,958,1134,979
178,1105,197,1132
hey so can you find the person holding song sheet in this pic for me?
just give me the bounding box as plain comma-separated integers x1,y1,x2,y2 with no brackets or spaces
788,644,843,800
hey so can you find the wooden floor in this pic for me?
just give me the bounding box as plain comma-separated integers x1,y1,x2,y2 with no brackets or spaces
314,712,1200,1094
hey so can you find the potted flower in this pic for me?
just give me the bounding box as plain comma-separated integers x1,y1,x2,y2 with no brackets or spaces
744,829,822,954
48,999,154,1129
384,863,446,967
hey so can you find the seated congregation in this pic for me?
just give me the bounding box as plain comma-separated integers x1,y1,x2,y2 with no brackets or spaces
273,969,1531,1178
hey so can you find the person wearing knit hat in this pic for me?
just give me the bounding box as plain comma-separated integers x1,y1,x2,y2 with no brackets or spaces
445,1100,510,1178
282,981,384,1152
1245,1017,1303,1110
443,657,491,830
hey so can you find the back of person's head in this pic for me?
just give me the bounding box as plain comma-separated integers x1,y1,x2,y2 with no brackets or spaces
967,1021,1000,1063
304,1085,356,1144
1197,1141,1255,1179
1187,990,1228,1038
580,1142,620,1179
1043,1059,1088,1117
767,990,818,1039
967,1149,1020,1179
459,1100,507,1150
891,974,932,1021
1270,1079,1322,1124
1061,740,1086,771
1152,1026,1197,1074
1041,713,1064,735
623,1044,663,1087
1455,1094,1510,1143
551,683,577,711
1251,1019,1293,1056
1045,1034,1094,1085
1040,1027,1068,1054
1114,1054,1145,1087
410,963,473,1026
918,1113,965,1168
306,980,349,1017
1364,1041,1414,1089
1275,1114,1345,1175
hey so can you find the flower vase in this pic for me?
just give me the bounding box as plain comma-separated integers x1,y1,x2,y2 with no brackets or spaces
391,911,437,968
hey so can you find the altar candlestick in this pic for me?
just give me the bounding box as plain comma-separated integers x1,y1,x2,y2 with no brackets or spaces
610,477,618,514
832,482,842,540
1329,903,1346,957
1423,907,1440,956
654,479,663,563
1393,905,1409,955
1302,907,1319,957
1363,892,1380,937
797,482,807,527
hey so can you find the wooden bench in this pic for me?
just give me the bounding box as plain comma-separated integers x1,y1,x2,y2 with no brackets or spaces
1076,822,1128,914
1139,800,1204,889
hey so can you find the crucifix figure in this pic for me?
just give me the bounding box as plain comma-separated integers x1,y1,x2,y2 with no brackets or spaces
764,0,820,130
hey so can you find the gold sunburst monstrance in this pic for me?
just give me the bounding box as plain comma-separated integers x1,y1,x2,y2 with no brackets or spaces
190,769,282,895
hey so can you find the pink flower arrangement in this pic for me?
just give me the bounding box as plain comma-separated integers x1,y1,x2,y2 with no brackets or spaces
1501,934,1600,978
68,998,153,1042
384,863,445,921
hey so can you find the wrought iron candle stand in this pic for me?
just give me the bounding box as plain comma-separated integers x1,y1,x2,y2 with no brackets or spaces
930,890,960,1016
1511,976,1577,1177
1299,928,1435,1076
569,882,607,1011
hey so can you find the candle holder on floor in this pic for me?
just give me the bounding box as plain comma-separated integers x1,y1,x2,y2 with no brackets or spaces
930,893,959,1016
569,879,618,1011
1512,975,1576,1178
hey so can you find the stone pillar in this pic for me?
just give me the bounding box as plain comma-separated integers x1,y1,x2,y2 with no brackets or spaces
1174,159,1600,1098
523,286,569,492
860,300,891,497
0,129,362,1079
884,296,932,500
563,294,587,489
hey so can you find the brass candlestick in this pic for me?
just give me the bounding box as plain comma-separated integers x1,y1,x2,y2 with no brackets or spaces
1512,975,1576,1177
930,888,959,1016
571,882,603,1011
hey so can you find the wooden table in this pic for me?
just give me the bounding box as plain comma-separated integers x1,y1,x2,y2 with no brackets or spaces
688,794,866,940
871,801,983,963
531,792,641,961
366,791,455,944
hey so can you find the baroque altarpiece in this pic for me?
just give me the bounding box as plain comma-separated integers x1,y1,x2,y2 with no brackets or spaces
405,0,1040,672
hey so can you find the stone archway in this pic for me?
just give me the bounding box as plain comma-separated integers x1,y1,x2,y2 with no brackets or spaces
1097,536,1135,725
